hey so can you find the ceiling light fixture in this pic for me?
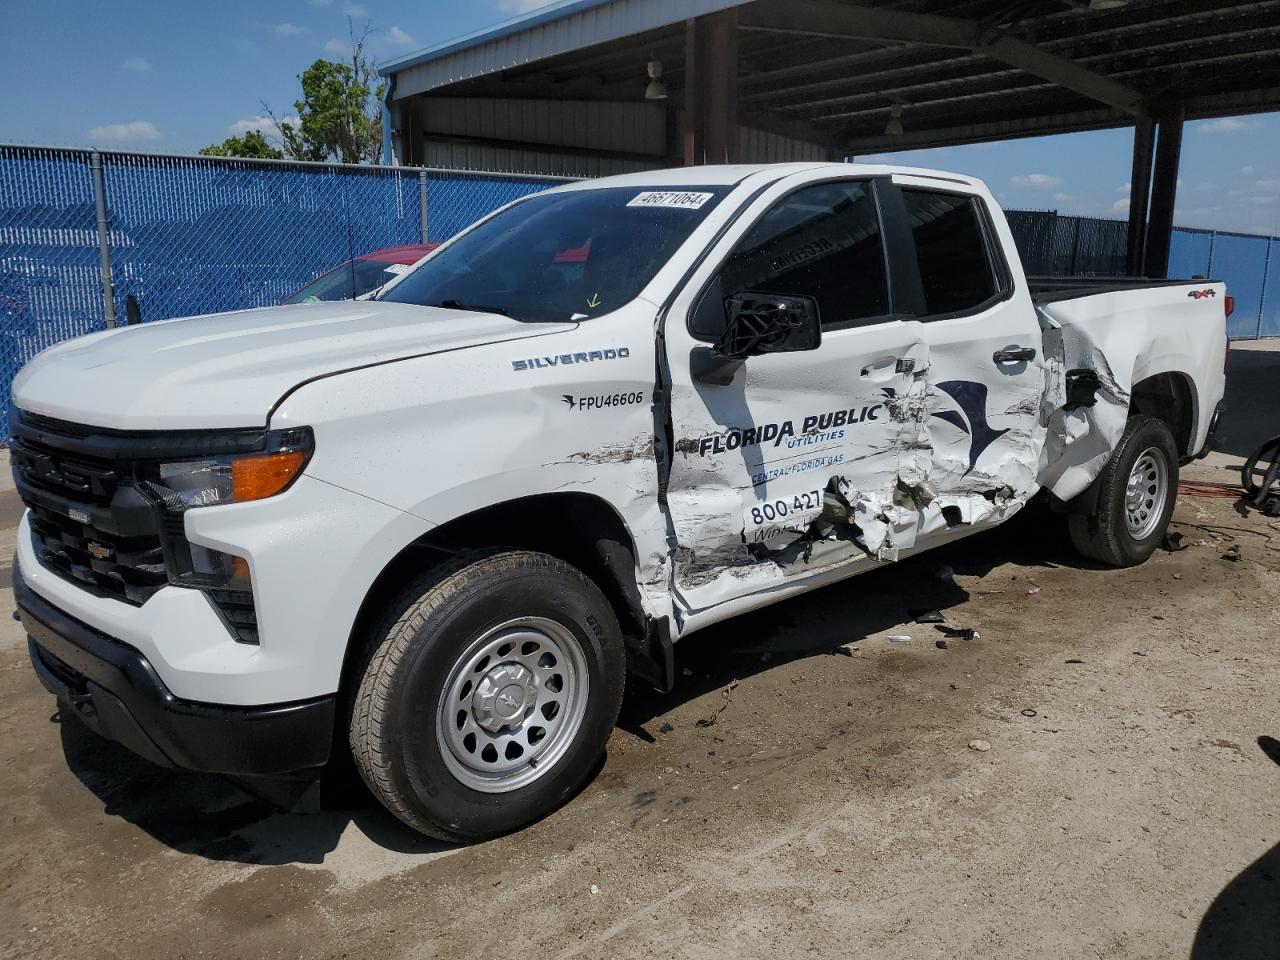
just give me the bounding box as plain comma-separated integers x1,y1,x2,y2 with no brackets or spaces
885,105,904,137
644,60,667,101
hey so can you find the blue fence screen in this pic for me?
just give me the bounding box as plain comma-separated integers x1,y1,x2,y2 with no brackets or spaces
0,145,567,434
2,145,1278,442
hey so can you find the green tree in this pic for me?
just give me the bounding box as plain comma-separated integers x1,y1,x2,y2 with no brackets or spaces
199,130,284,159
271,24,383,164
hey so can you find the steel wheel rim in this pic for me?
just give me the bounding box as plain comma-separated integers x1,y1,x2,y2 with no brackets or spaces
437,616,589,794
1124,446,1169,540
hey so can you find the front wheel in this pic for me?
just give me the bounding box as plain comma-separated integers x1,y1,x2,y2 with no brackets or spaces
1068,415,1179,567
349,550,625,841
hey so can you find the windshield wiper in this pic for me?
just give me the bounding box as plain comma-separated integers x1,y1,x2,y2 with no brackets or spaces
430,298,509,317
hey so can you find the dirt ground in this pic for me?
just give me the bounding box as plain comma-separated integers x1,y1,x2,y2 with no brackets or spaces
2,344,1278,960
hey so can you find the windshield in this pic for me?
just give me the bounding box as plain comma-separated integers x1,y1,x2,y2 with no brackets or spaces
285,257,413,304
380,186,730,322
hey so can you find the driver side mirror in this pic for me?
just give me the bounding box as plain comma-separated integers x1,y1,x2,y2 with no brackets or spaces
715,292,821,358
691,291,822,386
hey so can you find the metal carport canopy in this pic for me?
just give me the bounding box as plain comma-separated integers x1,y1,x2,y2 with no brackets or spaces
380,0,1280,274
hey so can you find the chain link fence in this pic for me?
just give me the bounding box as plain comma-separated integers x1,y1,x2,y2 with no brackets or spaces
0,145,571,439
1005,208,1279,340
3,145,1278,443
1004,210,1129,277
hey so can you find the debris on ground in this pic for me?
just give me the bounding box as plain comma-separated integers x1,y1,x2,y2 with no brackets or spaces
1065,658,1085,664
1222,544,1242,562
1026,587,1041,597
658,722,674,734
1162,531,1187,552
936,625,981,641
968,739,992,752
681,667,693,677
590,884,600,896
696,681,740,728
1021,709,1038,718
886,634,912,643
934,565,955,584
935,639,948,650
911,608,945,624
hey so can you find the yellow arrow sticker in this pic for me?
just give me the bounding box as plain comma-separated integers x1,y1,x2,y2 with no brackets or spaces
587,292,601,308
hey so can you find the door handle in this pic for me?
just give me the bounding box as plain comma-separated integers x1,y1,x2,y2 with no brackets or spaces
859,355,900,380
993,346,1036,364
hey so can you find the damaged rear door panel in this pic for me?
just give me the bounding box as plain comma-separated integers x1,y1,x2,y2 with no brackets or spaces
659,175,935,621
886,176,1047,544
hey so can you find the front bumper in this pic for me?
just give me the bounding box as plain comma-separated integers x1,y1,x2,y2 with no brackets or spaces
17,569,334,777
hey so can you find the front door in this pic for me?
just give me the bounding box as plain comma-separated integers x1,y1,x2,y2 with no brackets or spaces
661,177,931,623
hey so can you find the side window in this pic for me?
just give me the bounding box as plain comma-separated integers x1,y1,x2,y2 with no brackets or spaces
693,180,890,337
902,190,1001,316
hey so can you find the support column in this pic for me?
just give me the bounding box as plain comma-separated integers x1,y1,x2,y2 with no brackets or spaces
704,8,738,164
681,10,737,165
1143,106,1184,279
1125,118,1155,276
682,18,703,165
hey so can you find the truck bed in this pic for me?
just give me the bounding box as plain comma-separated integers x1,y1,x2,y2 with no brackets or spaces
1027,275,1210,305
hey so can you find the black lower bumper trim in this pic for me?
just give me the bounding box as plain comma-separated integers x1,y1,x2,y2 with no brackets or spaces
1197,399,1226,460
16,569,334,778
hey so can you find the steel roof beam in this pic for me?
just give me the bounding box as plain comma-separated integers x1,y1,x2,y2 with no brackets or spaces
740,1,1148,116
747,14,1280,109
837,81,1280,154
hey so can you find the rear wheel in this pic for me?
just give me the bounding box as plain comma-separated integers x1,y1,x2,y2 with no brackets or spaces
1068,415,1179,567
349,550,625,841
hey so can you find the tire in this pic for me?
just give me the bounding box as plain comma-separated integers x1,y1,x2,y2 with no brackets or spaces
1068,415,1179,567
349,550,625,842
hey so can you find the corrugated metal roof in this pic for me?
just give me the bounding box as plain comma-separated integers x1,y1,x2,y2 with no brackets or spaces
382,0,752,99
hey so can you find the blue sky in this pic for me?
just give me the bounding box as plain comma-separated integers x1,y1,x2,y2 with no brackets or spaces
2,0,1277,235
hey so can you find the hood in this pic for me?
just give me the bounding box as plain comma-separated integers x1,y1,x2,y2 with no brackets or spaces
11,301,574,430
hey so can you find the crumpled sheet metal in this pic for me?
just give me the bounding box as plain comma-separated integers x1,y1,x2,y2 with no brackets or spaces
667,339,1044,597
1034,304,1135,502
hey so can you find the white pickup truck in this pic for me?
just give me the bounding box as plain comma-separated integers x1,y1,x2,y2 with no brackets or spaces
11,163,1228,841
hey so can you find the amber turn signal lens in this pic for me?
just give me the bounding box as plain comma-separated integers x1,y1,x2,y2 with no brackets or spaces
231,450,308,502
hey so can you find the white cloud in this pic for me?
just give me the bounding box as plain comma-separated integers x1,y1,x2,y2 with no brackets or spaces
324,37,349,54
386,26,415,46
228,115,297,136
1112,198,1130,214
1011,173,1064,189
121,57,151,74
1242,165,1256,176
1116,182,1130,196
1052,192,1074,204
498,0,556,12
273,22,308,36
1197,117,1250,135
87,120,162,142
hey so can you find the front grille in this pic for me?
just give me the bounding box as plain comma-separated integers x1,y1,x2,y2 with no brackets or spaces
11,437,168,606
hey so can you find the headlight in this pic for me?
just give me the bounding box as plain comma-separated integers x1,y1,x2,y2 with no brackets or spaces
140,426,313,645
143,427,313,512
